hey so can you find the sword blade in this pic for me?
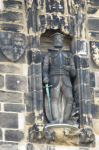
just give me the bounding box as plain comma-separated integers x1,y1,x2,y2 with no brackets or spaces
45,84,52,122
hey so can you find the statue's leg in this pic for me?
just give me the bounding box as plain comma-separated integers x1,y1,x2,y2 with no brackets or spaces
62,87,73,122
50,85,60,122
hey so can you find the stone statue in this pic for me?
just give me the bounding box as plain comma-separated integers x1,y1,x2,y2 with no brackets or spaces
43,33,76,123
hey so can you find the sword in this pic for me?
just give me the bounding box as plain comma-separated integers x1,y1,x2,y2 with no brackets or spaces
44,84,52,122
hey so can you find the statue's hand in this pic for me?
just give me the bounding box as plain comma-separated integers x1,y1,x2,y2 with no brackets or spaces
63,65,71,72
43,78,49,84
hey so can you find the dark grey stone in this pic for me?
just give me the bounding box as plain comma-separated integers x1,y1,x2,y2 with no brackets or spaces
0,103,1,111
0,31,25,62
27,143,33,150
5,74,27,92
90,72,95,87
28,63,42,76
94,89,99,97
0,11,23,23
88,0,99,6
4,104,25,112
24,92,33,112
3,0,22,10
0,23,23,32
0,64,22,74
0,90,22,103
0,112,18,128
88,19,99,31
0,129,2,140
90,88,94,103
87,7,99,14
0,142,18,150
0,75,4,88
89,32,99,40
92,104,99,119
5,130,24,142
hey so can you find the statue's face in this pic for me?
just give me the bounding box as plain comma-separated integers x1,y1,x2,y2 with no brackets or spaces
53,36,63,48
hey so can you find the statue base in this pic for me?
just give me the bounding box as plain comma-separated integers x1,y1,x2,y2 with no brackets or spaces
29,123,95,147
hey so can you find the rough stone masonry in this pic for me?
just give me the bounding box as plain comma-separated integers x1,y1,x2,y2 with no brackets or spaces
0,0,99,150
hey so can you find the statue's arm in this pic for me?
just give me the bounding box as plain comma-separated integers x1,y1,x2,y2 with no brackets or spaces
68,53,76,77
43,52,50,84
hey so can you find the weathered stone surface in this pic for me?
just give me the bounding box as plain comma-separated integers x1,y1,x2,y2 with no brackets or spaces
90,72,95,87
92,104,99,119
5,130,24,142
90,88,94,103
0,113,18,128
0,64,22,74
4,104,25,112
0,103,1,111
95,72,99,87
24,92,33,112
28,63,42,76
0,11,23,23
89,32,99,40
0,129,2,140
90,41,99,66
5,74,27,92
87,7,99,14
3,0,22,10
0,90,22,103
94,89,99,97
0,24,23,32
27,143,33,150
0,142,18,150
0,75,4,88
0,32,25,61
88,0,99,6
88,19,99,31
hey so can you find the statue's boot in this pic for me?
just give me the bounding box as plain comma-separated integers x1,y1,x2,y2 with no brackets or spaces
51,102,59,123
64,98,73,121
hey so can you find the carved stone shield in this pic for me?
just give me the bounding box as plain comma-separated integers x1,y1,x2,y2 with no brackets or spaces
0,31,25,61
90,41,99,66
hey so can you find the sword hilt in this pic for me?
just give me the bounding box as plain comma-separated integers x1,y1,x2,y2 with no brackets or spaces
43,85,53,88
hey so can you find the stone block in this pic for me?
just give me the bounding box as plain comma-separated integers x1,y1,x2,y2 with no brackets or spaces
24,92,33,112
89,32,99,40
0,75,4,88
92,104,99,119
88,0,99,6
0,142,18,150
87,7,99,14
3,0,22,10
0,23,23,32
4,104,25,112
0,11,23,23
88,19,99,31
0,64,22,74
5,74,27,92
0,90,22,103
0,112,18,128
0,103,1,111
5,130,24,142
94,89,99,97
0,129,2,140
90,72,95,87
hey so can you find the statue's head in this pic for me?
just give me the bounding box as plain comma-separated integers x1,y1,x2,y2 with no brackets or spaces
51,32,65,48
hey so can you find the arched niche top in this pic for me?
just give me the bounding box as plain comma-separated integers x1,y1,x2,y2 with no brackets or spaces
39,14,76,38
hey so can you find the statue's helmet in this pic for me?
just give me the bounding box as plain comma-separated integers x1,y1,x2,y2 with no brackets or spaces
51,32,65,48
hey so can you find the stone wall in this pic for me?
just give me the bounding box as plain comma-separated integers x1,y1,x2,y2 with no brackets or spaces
0,0,99,150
